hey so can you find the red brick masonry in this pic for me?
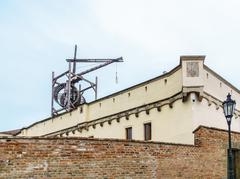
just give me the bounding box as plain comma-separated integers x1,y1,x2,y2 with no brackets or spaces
0,126,240,179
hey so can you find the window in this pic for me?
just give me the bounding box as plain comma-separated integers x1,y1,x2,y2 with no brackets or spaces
144,123,151,141
126,127,132,140
233,149,240,178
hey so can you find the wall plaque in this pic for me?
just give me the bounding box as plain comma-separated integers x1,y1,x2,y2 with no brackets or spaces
187,62,199,77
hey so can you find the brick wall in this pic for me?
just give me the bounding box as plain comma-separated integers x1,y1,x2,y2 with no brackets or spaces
0,126,240,179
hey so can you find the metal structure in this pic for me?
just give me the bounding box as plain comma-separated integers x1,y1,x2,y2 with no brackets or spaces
223,93,236,179
51,45,123,116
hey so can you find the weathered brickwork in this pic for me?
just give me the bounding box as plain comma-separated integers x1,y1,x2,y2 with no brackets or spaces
0,126,240,179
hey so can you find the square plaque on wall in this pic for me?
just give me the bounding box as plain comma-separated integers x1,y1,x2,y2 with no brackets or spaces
186,62,199,77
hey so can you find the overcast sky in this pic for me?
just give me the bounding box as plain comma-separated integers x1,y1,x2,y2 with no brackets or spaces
0,0,240,131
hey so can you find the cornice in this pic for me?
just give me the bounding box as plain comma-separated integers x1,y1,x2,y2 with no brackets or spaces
43,92,184,137
44,88,240,137
202,92,240,117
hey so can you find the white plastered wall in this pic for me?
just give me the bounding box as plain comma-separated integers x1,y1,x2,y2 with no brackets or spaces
68,99,194,145
192,96,240,132
203,67,240,110
87,68,182,121
181,56,240,133
18,105,88,136
18,68,183,137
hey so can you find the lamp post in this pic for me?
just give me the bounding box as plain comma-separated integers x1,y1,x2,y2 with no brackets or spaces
223,93,236,179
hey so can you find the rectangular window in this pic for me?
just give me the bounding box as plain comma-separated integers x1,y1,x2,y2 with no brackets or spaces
144,123,151,141
126,127,132,140
233,149,240,178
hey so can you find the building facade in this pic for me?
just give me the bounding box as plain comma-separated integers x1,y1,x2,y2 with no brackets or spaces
16,56,240,145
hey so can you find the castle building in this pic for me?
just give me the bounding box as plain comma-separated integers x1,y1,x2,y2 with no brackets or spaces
15,56,240,145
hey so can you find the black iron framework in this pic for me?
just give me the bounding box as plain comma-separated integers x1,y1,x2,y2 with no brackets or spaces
51,45,123,116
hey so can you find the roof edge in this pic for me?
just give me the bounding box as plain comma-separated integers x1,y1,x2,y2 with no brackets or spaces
193,125,240,135
0,135,195,147
204,65,240,94
180,55,205,65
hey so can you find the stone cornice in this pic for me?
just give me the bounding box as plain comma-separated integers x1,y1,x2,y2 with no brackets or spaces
43,92,184,137
43,87,240,137
180,56,205,65
202,92,240,117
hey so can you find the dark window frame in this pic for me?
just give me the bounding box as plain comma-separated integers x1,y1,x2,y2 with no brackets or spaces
144,122,151,141
233,148,240,178
125,127,132,140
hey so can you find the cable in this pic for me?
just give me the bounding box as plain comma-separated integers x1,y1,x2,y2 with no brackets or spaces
115,63,118,84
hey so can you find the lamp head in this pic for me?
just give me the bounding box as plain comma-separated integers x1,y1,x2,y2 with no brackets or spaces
223,93,236,122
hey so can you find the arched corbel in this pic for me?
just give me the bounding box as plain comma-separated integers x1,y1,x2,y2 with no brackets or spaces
125,113,129,120
135,109,139,118
182,92,189,102
145,105,150,115
116,115,121,122
197,92,203,102
207,97,212,106
169,98,174,108
234,112,238,119
182,86,204,102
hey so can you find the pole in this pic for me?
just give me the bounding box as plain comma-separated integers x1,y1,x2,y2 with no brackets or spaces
51,72,55,116
73,45,77,74
228,121,235,179
67,62,72,111
95,76,98,100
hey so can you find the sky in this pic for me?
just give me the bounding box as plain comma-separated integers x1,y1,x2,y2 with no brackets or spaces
0,0,240,131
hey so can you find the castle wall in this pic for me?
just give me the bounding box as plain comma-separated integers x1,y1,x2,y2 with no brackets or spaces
1,126,240,178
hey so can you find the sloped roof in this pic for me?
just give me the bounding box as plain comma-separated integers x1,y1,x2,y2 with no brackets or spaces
0,129,21,136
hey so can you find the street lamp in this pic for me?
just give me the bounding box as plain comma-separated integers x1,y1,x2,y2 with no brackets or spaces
223,93,236,179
